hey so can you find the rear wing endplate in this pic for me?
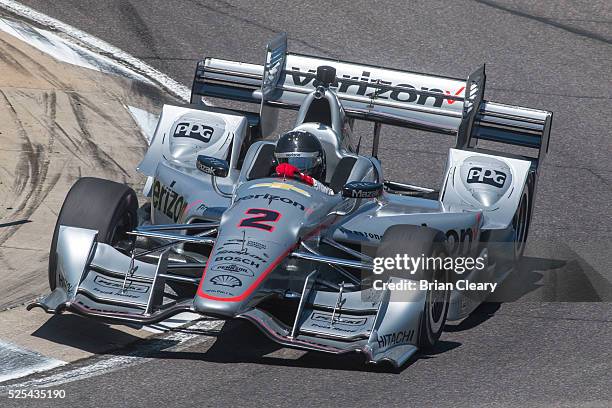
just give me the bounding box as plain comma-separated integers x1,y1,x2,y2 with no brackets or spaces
192,33,552,167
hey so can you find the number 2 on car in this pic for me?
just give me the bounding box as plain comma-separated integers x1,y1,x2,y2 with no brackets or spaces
238,208,281,232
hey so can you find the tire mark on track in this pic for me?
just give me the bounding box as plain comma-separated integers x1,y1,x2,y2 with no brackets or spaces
473,0,612,46
185,0,339,58
0,36,67,90
42,90,55,119
14,91,90,167
0,89,49,246
0,91,64,235
53,123,89,165
68,93,130,178
114,0,161,59
70,92,142,139
586,168,612,191
0,39,32,76
0,89,37,200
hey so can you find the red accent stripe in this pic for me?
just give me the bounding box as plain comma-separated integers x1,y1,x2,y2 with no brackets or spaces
196,246,293,302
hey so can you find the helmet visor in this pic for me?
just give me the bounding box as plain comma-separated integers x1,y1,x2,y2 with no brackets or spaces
275,152,322,175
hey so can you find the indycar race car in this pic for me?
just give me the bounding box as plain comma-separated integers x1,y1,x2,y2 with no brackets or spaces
29,33,552,367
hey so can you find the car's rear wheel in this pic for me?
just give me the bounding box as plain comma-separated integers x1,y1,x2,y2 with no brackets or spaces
48,177,138,290
512,188,529,260
376,225,451,350
512,173,533,262
486,173,534,268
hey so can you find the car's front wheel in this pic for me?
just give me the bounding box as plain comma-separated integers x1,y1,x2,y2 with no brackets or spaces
48,177,138,290
376,225,451,350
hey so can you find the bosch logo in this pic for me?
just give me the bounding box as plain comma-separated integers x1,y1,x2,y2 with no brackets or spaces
173,122,214,143
214,256,260,269
466,167,507,188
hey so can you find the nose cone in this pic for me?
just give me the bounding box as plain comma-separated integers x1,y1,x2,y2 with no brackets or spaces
193,236,291,318
192,179,328,318
192,295,244,318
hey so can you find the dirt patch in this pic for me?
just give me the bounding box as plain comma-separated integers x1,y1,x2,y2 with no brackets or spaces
0,28,175,310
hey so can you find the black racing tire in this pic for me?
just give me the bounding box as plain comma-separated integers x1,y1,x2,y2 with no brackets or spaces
48,177,138,290
512,172,534,263
487,172,534,268
376,225,450,350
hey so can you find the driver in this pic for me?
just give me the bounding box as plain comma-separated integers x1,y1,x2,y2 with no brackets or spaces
273,130,335,195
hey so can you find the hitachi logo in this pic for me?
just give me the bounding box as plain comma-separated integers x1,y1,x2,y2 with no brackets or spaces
289,67,464,108
376,329,414,349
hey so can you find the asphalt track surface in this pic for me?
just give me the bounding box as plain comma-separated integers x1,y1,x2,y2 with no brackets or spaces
5,1,612,407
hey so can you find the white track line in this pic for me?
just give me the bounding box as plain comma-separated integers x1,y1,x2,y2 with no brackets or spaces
0,320,223,390
0,17,154,84
126,105,160,144
0,0,190,101
0,341,65,383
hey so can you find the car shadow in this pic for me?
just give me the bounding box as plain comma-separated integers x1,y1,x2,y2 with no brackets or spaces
31,312,461,373
29,314,220,355
488,256,566,302
443,255,569,333
490,254,605,302
444,301,501,333
30,314,143,354
140,319,461,374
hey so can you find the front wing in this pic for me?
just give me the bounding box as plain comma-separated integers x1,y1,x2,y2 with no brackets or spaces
29,225,428,367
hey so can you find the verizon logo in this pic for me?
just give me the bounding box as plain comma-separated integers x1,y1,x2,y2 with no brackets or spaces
289,67,464,107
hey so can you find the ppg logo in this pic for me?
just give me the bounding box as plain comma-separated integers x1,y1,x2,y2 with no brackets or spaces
173,122,214,143
466,167,507,188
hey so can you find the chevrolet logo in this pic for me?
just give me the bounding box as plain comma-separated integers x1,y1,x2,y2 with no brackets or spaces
251,182,311,197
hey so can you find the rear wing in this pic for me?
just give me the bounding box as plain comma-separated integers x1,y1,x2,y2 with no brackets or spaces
192,33,552,167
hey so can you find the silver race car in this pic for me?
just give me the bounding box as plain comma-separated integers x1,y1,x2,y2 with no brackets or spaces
29,33,552,367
